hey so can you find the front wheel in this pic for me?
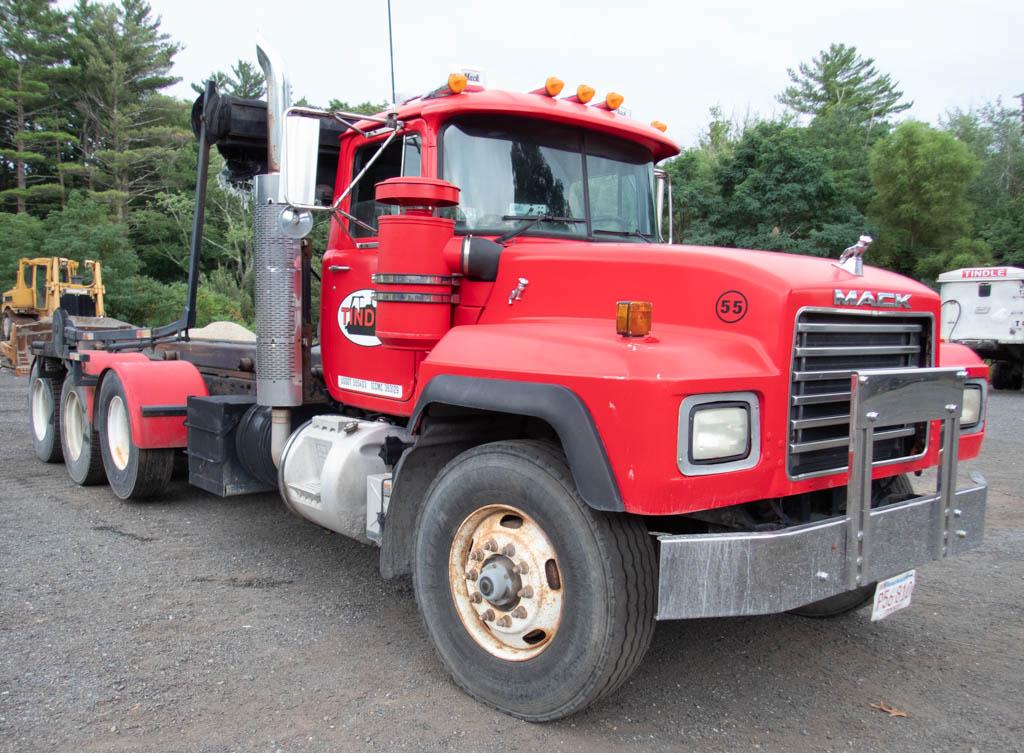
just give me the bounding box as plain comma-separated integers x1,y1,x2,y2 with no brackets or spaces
412,440,656,721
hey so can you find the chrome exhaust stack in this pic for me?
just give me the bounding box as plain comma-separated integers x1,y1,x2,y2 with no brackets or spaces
254,39,301,461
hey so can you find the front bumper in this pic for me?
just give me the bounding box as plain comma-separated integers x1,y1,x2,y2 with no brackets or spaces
656,367,988,620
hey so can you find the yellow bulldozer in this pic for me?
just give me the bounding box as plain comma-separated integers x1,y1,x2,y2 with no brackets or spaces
1,257,105,375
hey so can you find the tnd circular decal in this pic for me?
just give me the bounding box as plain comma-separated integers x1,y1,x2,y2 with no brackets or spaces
338,289,381,347
716,290,748,323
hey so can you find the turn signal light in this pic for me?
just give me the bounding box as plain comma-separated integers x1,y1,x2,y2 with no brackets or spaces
651,120,668,132
605,92,624,110
448,72,469,94
616,301,653,337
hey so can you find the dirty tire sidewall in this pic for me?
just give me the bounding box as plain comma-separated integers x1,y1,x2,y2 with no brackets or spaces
29,359,63,463
788,583,876,618
60,375,106,485
96,372,174,500
413,440,656,722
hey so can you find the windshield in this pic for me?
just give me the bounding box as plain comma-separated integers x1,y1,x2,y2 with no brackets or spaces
441,117,657,241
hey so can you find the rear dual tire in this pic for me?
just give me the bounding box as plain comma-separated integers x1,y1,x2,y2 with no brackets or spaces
96,372,173,500
59,375,105,485
29,360,63,463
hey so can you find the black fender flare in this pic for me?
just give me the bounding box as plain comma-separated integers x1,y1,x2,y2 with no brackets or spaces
410,375,622,512
379,376,623,580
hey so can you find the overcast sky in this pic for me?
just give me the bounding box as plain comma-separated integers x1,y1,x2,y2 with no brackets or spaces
97,0,1023,146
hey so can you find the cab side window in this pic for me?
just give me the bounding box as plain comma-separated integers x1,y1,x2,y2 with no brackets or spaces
349,134,422,238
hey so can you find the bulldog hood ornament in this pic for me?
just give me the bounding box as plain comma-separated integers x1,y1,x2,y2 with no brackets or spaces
835,235,872,276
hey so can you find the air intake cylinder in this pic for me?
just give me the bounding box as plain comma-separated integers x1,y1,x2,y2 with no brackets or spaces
373,177,460,350
253,172,302,406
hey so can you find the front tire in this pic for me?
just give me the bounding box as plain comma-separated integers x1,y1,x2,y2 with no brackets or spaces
412,440,656,721
60,375,106,485
28,359,63,463
96,372,173,500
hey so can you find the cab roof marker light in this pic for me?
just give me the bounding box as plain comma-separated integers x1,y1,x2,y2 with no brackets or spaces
563,84,595,104
530,76,564,97
593,92,624,111
423,72,469,100
651,120,668,132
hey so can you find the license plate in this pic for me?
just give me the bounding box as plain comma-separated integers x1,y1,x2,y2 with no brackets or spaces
871,570,916,622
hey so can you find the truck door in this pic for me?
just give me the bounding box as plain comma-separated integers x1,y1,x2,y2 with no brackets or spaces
321,131,424,411
33,263,48,310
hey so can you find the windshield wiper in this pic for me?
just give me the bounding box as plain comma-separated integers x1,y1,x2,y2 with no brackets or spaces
593,229,653,243
496,214,587,244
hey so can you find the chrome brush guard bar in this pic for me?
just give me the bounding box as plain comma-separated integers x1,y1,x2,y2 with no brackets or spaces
656,367,987,620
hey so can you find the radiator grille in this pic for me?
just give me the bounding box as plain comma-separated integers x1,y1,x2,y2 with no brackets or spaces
788,310,933,477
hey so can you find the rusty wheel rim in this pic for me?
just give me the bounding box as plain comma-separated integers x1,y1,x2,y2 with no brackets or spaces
448,504,563,661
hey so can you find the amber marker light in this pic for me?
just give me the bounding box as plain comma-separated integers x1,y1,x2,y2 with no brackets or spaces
616,301,653,337
651,120,668,132
565,84,595,104
448,72,469,94
544,76,564,96
604,92,624,110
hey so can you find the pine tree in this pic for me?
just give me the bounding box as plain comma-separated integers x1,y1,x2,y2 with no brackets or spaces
778,43,912,123
0,0,72,214
68,0,184,219
191,59,265,99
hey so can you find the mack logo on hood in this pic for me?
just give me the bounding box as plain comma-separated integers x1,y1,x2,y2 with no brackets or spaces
834,289,912,309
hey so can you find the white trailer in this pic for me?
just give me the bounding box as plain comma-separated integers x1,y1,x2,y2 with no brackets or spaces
939,266,1024,389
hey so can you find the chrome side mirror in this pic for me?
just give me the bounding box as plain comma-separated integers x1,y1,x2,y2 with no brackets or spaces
654,167,673,244
280,112,320,209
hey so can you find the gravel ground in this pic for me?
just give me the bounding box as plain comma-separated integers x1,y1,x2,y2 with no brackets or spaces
1,369,1021,753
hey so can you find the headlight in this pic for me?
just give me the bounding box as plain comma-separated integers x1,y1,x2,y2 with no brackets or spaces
691,405,750,461
961,383,984,429
678,392,760,475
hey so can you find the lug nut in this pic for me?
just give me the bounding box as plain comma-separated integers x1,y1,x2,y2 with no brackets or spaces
481,609,495,622
495,615,512,628
517,586,534,599
469,592,483,604
469,549,485,561
511,606,528,619
513,561,529,575
501,543,516,557
465,568,478,581
483,539,498,552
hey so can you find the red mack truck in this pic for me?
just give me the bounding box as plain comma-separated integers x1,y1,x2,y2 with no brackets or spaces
25,43,989,721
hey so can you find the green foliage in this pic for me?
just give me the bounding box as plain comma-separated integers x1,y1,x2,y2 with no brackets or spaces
668,116,858,257
68,0,186,218
113,273,245,327
867,121,978,275
942,101,1024,262
778,43,912,122
0,210,46,281
0,0,71,214
191,59,264,99
914,238,994,283
326,99,391,115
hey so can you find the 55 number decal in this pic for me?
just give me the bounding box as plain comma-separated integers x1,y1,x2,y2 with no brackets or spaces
715,290,748,323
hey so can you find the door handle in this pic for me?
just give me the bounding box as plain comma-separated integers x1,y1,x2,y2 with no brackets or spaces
328,265,351,273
